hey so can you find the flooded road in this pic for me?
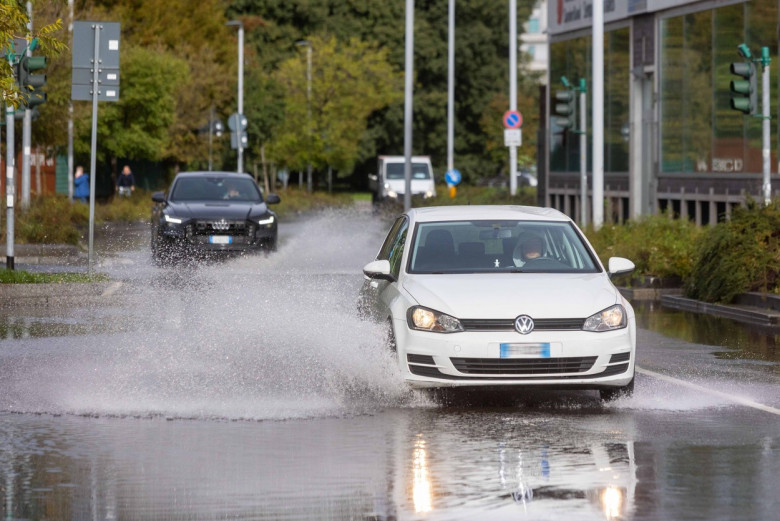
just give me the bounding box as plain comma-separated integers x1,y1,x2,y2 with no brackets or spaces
1,207,778,520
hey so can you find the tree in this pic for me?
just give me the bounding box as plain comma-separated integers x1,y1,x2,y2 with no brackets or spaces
269,34,402,177
75,45,189,172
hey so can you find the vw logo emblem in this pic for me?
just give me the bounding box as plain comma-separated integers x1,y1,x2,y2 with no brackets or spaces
514,315,534,335
213,219,229,231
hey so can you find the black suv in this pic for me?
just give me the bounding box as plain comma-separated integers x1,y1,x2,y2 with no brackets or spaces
151,171,280,264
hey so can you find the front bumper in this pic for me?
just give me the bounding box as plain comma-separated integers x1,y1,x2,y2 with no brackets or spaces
394,319,635,389
159,218,277,254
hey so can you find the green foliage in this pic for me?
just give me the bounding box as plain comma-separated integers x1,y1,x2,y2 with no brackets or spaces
585,214,702,282
685,201,780,303
272,186,354,217
1,194,88,245
75,46,190,163
0,268,108,284
270,35,402,173
416,184,537,207
97,190,154,222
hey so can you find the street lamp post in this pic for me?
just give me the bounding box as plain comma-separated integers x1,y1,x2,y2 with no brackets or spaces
226,20,244,174
296,40,313,193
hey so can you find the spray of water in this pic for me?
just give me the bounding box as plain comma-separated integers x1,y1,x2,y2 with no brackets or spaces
0,208,428,420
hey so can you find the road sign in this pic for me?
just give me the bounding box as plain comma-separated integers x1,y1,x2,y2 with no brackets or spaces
228,113,247,131
72,21,121,102
445,169,462,186
504,128,522,147
503,110,523,129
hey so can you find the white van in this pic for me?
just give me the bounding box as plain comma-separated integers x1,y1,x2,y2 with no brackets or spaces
368,155,436,203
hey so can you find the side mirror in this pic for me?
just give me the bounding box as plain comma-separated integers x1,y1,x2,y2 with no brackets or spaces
151,191,166,203
362,259,395,281
266,193,281,204
608,257,635,277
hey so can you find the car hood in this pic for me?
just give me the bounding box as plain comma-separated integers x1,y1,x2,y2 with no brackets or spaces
168,201,269,220
402,273,620,319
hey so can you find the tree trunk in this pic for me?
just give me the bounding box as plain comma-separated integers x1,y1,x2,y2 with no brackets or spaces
261,144,270,194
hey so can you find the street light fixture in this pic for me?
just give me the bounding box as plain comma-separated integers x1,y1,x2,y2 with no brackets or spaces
226,20,244,174
296,39,313,194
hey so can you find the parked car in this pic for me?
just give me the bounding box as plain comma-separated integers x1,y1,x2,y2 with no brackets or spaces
151,171,280,264
358,205,636,401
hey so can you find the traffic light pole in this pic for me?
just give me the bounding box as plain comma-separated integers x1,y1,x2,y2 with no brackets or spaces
21,1,31,209
579,80,587,226
5,99,15,270
761,48,771,205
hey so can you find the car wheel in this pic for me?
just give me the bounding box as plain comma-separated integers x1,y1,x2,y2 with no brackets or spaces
599,377,634,402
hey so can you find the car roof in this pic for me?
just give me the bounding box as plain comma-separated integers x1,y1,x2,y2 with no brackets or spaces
406,205,572,223
173,171,254,180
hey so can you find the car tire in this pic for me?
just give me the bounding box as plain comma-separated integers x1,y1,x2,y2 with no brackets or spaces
599,377,634,402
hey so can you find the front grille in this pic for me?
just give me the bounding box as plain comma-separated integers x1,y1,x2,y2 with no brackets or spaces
409,364,444,378
460,318,585,331
194,220,247,235
600,363,629,377
450,356,596,375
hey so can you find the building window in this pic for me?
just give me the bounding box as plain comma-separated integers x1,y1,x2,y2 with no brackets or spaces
659,2,778,174
528,18,540,34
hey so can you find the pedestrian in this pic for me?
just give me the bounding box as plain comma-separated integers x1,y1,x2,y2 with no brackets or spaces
73,165,89,203
117,164,135,197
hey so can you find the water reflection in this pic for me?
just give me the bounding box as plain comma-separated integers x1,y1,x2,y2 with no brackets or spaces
634,301,780,366
411,435,432,513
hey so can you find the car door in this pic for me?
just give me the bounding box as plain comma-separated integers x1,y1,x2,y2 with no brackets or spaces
359,216,409,322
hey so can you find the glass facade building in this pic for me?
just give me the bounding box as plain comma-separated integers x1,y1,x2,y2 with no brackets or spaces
547,0,779,225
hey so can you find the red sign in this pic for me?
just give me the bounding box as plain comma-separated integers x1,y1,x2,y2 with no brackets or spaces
503,110,523,129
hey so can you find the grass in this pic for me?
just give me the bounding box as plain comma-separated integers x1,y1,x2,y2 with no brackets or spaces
0,268,108,284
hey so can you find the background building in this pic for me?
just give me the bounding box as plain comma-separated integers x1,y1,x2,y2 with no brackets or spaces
546,0,779,225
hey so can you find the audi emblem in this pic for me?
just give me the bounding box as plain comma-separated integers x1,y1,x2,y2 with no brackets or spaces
514,315,535,335
212,219,229,231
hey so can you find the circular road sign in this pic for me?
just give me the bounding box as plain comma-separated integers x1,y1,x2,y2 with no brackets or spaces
503,110,523,129
445,169,462,186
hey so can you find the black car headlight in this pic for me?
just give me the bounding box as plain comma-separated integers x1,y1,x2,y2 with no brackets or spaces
582,304,627,332
407,306,463,333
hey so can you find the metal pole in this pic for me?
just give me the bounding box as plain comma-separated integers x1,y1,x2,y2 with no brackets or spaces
21,1,32,209
592,0,604,228
761,47,771,205
208,105,213,171
447,0,454,175
403,0,414,212
88,23,102,275
579,80,587,226
67,0,74,201
5,101,15,270
306,43,312,193
237,23,244,174
509,0,518,196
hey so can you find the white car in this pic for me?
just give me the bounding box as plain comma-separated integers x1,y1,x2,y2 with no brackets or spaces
359,205,636,401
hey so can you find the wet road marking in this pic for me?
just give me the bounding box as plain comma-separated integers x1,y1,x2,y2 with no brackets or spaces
637,367,780,416
101,281,123,297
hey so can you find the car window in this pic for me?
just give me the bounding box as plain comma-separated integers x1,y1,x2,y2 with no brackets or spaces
387,223,408,278
385,163,431,180
377,217,407,261
170,177,262,202
407,220,600,274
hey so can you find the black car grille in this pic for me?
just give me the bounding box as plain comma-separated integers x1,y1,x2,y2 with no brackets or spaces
460,318,585,331
450,356,596,375
194,220,247,235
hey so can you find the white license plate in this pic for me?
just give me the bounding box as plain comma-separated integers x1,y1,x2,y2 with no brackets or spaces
500,343,551,358
209,235,232,245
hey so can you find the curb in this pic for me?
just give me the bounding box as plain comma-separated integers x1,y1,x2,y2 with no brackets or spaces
661,294,780,327
0,281,133,308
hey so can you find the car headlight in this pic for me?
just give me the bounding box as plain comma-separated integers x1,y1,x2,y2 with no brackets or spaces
407,306,463,333
582,304,627,332
164,214,182,224
256,215,275,225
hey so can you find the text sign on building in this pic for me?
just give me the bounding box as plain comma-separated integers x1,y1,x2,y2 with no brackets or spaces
72,21,120,102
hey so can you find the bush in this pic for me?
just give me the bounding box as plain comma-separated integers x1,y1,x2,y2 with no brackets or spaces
1,194,89,245
585,214,702,283
417,184,537,207
685,201,780,303
272,186,354,217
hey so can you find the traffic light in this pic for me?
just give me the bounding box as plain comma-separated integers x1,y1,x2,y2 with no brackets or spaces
554,88,577,132
17,54,47,108
729,44,757,115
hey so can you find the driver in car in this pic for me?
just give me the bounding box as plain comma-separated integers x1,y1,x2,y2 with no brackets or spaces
223,181,242,199
513,234,545,266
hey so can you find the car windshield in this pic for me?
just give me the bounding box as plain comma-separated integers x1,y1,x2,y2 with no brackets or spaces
170,177,262,202
386,163,431,180
408,220,600,274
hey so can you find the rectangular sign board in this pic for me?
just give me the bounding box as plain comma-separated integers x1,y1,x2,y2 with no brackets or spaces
72,21,120,102
504,129,522,147
72,84,120,102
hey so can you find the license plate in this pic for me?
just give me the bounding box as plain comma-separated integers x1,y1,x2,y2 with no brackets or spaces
209,235,232,245
500,342,551,358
